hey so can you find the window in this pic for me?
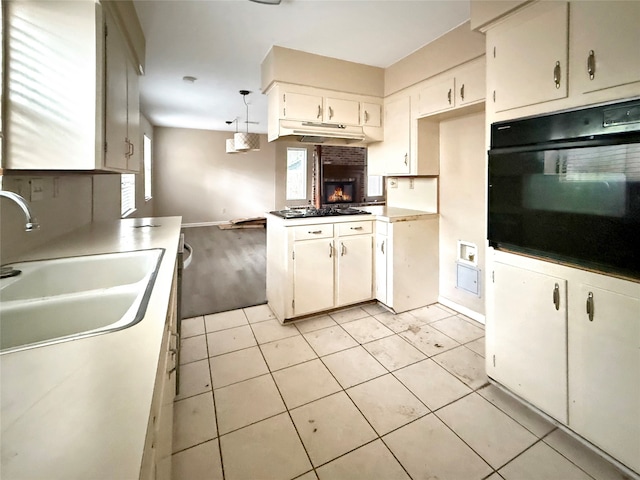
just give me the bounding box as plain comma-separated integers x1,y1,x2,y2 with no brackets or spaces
121,174,136,217
367,175,384,198
143,134,152,200
286,148,307,200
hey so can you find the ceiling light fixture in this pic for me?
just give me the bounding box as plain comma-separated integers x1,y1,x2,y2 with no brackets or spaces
249,0,282,5
234,90,260,152
225,120,240,154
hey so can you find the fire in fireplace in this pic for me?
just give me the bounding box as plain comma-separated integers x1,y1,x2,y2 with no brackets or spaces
324,180,355,204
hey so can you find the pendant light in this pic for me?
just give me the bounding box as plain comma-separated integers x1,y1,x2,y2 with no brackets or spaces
234,90,260,152
225,120,240,154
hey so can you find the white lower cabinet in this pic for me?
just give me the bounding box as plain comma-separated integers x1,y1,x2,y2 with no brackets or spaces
568,284,640,473
375,230,388,305
487,250,640,474
140,267,178,480
267,218,373,321
293,238,335,316
374,217,439,313
489,261,568,422
336,235,374,307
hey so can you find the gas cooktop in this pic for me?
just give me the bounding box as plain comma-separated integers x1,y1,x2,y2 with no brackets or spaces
269,207,372,219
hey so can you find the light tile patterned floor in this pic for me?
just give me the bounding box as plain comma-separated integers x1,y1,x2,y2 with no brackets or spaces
172,303,631,480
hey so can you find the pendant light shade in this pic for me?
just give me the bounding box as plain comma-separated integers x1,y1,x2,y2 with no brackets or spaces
225,119,240,154
234,132,260,151
226,138,239,154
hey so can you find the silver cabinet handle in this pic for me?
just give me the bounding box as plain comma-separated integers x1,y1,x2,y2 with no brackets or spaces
381,240,385,254
447,88,452,104
586,292,594,321
554,61,561,89
350,226,363,230
328,106,334,120
587,50,596,80
460,84,465,101
329,243,333,258
341,242,346,256
553,283,560,310
317,105,322,119
404,153,408,166
364,110,369,123
308,230,322,234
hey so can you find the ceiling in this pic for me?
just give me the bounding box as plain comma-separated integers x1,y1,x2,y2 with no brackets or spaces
133,0,471,134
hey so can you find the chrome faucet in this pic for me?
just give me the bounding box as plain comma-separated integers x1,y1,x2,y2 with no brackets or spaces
0,190,40,231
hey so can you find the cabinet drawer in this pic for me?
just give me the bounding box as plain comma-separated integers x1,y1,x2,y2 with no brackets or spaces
292,224,334,240
338,221,373,236
375,221,388,236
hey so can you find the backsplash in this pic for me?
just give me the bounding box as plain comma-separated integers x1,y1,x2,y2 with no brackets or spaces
386,176,438,211
1,175,99,264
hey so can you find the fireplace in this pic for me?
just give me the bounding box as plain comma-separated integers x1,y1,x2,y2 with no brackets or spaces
324,180,356,204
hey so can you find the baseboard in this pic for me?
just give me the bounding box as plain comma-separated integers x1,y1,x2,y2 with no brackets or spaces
437,296,486,325
181,221,228,228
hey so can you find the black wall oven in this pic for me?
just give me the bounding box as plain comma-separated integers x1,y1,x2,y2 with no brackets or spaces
488,98,640,280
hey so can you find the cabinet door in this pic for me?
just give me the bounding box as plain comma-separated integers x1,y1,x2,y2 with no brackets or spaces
361,102,381,127
336,236,373,306
283,92,323,122
418,77,455,116
324,97,360,125
488,1,568,112
126,60,140,172
383,96,411,174
104,12,129,171
570,1,640,95
490,262,568,422
568,284,640,473
375,233,388,305
456,61,485,106
293,240,335,316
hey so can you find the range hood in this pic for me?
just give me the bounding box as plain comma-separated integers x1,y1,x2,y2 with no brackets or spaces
275,120,372,145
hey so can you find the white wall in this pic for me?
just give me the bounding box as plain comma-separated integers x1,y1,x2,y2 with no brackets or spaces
438,111,486,316
153,128,277,224
386,177,438,211
1,175,94,264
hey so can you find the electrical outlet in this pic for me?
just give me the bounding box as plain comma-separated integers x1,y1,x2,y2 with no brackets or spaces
409,178,415,189
53,177,60,198
30,178,44,201
389,177,398,189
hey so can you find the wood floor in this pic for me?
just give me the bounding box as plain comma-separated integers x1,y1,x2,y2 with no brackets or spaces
181,226,266,318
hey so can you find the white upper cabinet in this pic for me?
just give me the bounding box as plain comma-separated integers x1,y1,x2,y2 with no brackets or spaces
361,102,381,127
417,59,485,117
418,77,456,117
570,1,640,95
282,92,323,122
3,0,141,172
324,97,360,125
368,95,411,176
487,1,569,112
271,84,383,133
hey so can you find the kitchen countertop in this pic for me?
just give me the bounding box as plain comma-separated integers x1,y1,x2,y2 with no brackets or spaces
356,206,438,222
266,206,437,226
0,216,182,480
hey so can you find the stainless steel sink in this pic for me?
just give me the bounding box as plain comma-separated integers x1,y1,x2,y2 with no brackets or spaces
0,249,164,354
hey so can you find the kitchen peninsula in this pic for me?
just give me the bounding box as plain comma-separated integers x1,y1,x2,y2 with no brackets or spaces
266,207,439,322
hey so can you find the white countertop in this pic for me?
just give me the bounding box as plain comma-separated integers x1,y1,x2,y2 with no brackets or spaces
359,206,438,222
266,206,437,226
0,216,182,480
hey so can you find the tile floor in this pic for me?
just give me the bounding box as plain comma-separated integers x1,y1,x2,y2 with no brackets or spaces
172,303,632,480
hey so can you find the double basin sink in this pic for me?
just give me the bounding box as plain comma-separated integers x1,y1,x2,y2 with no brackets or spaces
0,249,164,354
